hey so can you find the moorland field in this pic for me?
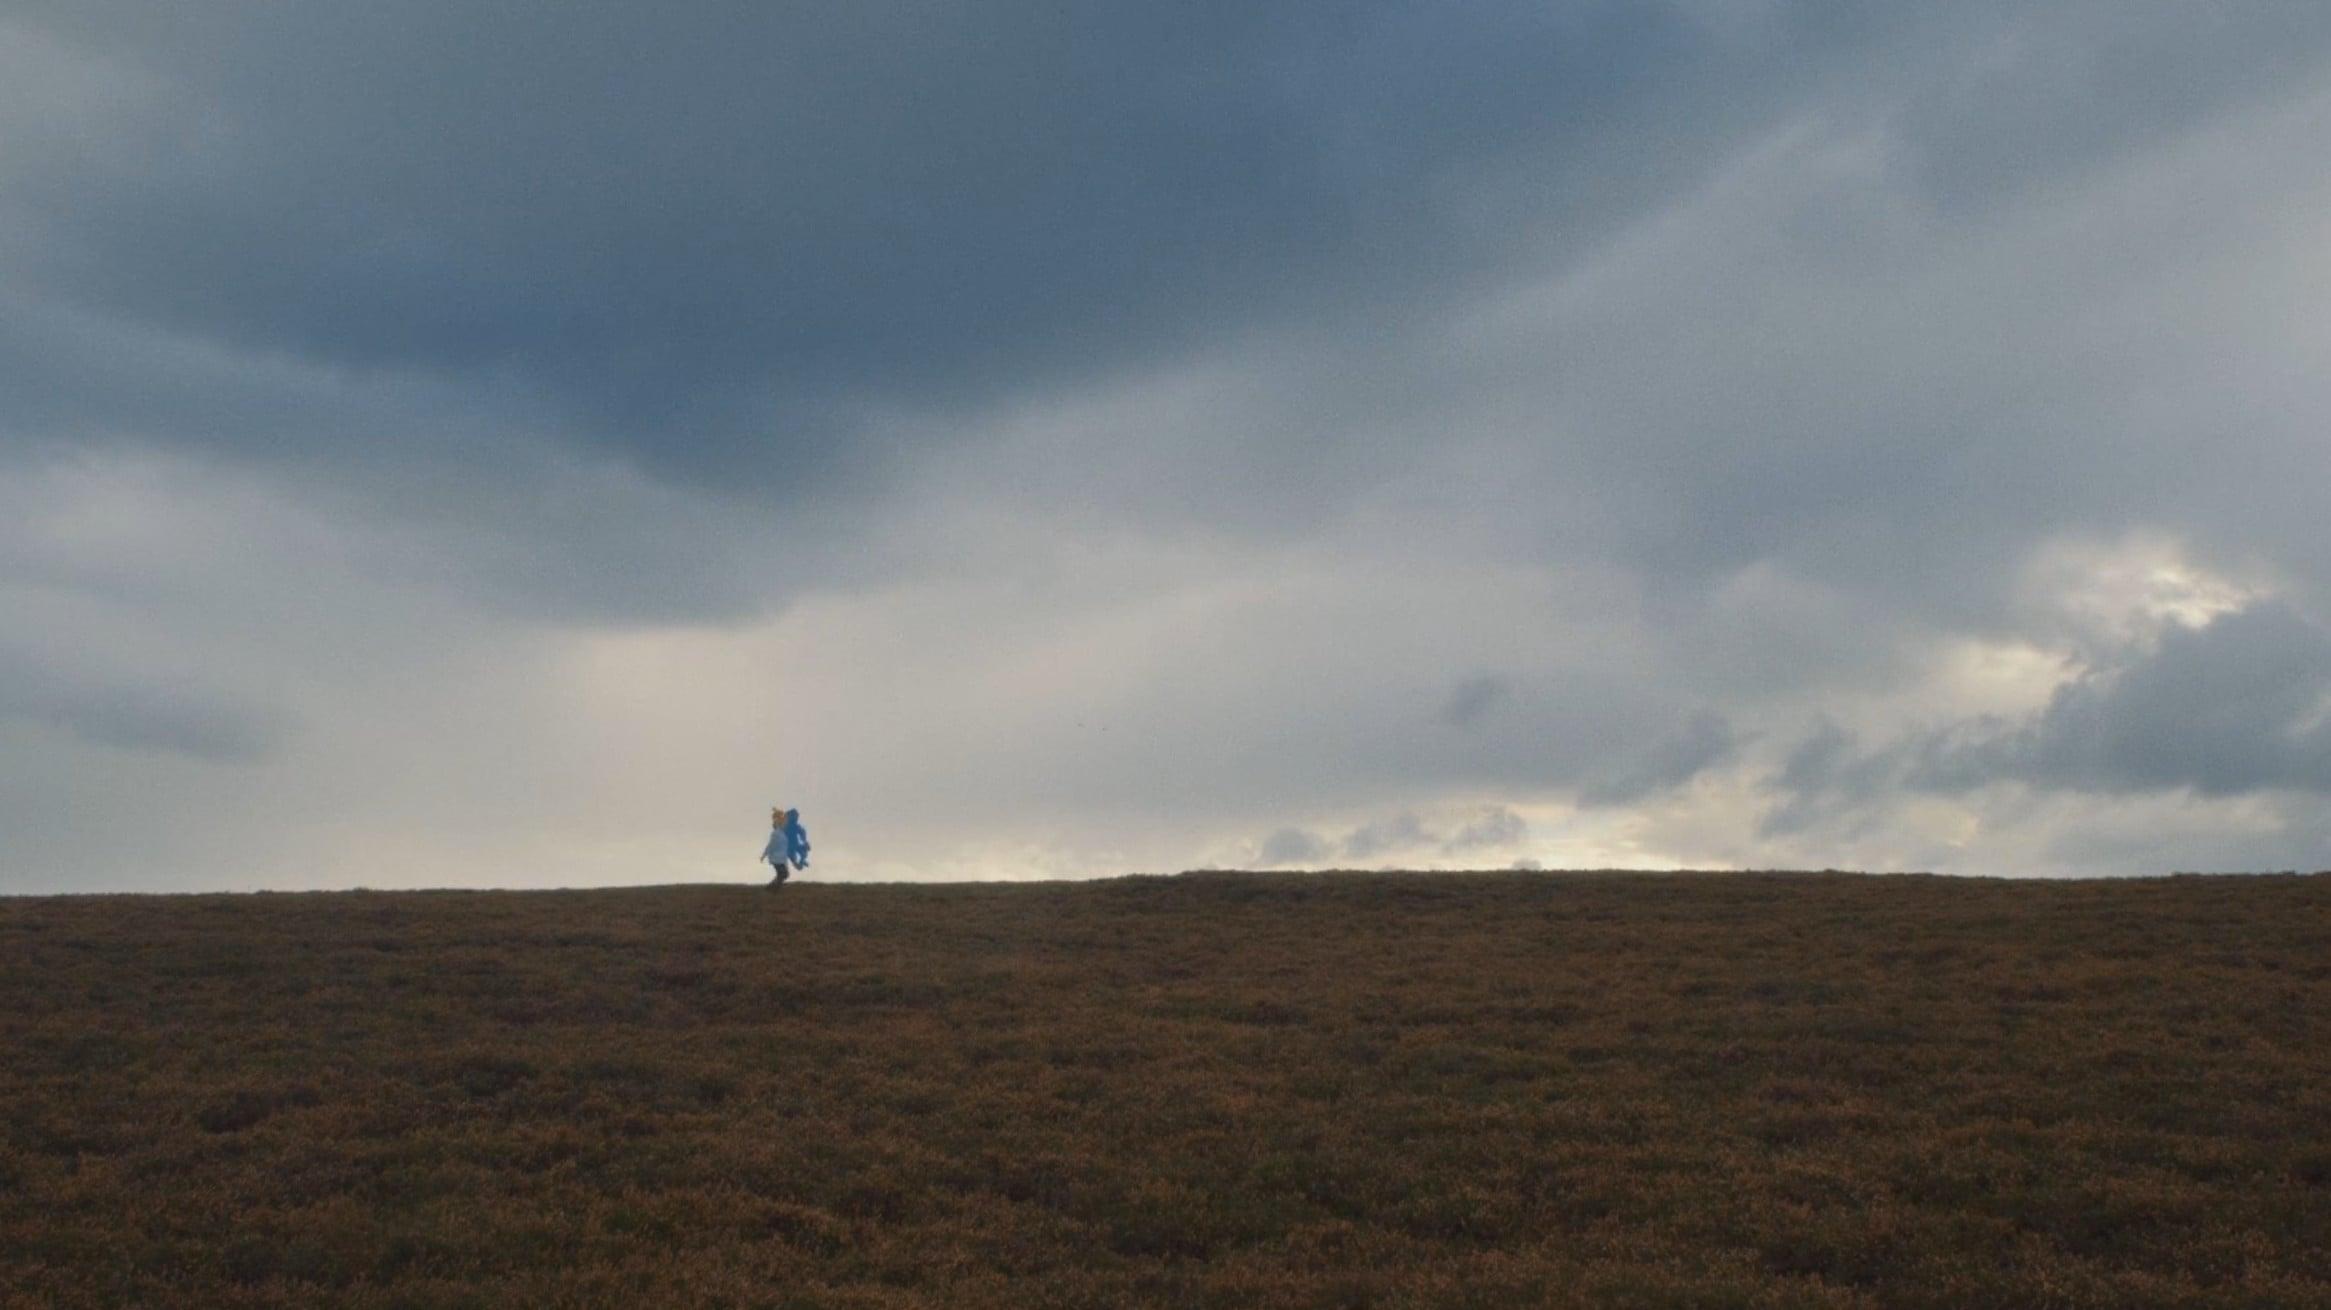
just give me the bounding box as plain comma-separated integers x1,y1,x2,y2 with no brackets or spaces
3,871,2328,1308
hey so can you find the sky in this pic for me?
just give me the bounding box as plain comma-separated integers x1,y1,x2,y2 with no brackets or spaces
4,2,2330,891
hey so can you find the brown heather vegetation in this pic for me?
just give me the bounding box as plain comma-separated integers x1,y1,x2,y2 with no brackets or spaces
3,871,2329,1308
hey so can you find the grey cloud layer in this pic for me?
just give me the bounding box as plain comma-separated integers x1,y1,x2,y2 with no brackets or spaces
6,3,1869,479
4,3,2330,887
11,3,2328,580
0,644,283,762
29,6,2315,488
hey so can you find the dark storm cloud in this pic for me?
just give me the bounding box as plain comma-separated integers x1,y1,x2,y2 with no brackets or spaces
5,3,2325,506
0,2,1925,486
8,2,2325,607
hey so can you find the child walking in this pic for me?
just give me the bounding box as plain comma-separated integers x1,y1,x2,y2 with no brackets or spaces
762,806,811,888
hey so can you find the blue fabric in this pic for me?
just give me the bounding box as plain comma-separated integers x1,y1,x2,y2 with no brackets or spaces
784,810,811,868
761,828,786,865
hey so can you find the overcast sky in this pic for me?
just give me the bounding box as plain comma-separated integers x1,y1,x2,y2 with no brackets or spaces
5,2,2330,891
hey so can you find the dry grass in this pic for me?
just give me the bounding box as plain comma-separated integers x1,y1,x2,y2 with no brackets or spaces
3,870,2329,1308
